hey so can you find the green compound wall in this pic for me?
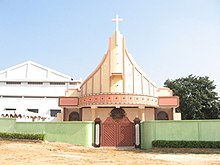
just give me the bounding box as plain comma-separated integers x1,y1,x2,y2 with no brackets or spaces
0,118,16,132
1,118,220,149
141,120,220,149
0,118,94,147
16,121,94,146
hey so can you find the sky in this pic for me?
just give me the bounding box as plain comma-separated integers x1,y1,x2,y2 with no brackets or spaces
0,0,220,95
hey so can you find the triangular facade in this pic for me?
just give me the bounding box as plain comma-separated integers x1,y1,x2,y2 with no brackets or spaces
81,31,157,97
0,60,73,81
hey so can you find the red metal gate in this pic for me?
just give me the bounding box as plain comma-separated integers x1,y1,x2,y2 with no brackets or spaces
101,117,134,146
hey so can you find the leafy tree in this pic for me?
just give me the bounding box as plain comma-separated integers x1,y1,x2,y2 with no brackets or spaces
164,75,220,120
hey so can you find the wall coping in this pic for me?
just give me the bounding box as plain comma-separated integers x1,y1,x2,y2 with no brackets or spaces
16,121,94,124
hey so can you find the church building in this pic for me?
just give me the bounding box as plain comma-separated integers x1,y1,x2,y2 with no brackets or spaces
59,15,180,123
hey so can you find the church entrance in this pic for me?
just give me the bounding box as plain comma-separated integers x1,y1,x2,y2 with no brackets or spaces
101,108,134,146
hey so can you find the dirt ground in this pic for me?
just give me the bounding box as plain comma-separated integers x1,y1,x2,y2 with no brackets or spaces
1,140,220,165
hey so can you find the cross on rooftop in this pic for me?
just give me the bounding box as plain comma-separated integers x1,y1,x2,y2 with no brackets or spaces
112,15,123,32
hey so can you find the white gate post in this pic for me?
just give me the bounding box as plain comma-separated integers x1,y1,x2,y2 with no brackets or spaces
94,117,101,147
134,117,141,148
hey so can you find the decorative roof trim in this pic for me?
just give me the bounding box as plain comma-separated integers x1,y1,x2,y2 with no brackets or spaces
0,60,74,81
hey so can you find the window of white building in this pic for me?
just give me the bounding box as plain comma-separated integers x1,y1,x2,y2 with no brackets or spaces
27,109,39,113
50,109,61,117
28,82,43,85
5,108,16,111
6,82,21,85
50,82,65,85
69,82,78,85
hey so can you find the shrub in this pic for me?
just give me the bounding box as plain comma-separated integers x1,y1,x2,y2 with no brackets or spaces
152,140,220,148
0,132,45,141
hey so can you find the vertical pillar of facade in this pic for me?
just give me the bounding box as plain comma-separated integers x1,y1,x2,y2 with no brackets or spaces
63,108,66,121
139,106,145,121
61,110,64,121
141,109,145,121
172,107,175,120
79,108,83,121
133,117,141,148
91,106,96,121
94,117,101,147
155,108,158,120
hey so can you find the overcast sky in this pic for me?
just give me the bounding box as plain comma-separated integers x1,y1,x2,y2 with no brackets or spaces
0,0,220,94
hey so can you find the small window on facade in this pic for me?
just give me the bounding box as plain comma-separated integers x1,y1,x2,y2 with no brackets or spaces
5,108,16,111
28,109,39,113
110,108,125,120
50,109,61,117
50,82,65,85
6,82,21,85
28,82,43,85
157,111,169,120
69,111,80,121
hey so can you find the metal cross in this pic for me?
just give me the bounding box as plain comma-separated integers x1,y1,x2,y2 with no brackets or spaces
112,15,123,31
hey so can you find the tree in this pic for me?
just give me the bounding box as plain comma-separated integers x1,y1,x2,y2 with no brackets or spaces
164,75,220,120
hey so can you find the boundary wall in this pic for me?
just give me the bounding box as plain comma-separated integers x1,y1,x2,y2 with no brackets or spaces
1,118,220,149
141,120,220,149
0,118,94,147
0,118,16,132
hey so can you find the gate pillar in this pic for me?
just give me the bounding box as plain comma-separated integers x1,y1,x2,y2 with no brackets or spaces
134,117,141,148
94,117,101,147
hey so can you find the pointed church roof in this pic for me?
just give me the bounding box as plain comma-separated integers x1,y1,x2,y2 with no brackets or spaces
80,15,157,97
0,60,74,81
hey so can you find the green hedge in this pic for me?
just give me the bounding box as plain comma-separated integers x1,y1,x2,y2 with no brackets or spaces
152,140,220,148
0,132,45,141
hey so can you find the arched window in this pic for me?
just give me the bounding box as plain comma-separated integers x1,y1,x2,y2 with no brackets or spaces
157,111,169,120
69,111,80,121
110,108,125,120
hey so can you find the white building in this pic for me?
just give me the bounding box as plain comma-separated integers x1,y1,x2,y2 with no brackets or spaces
0,61,81,122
